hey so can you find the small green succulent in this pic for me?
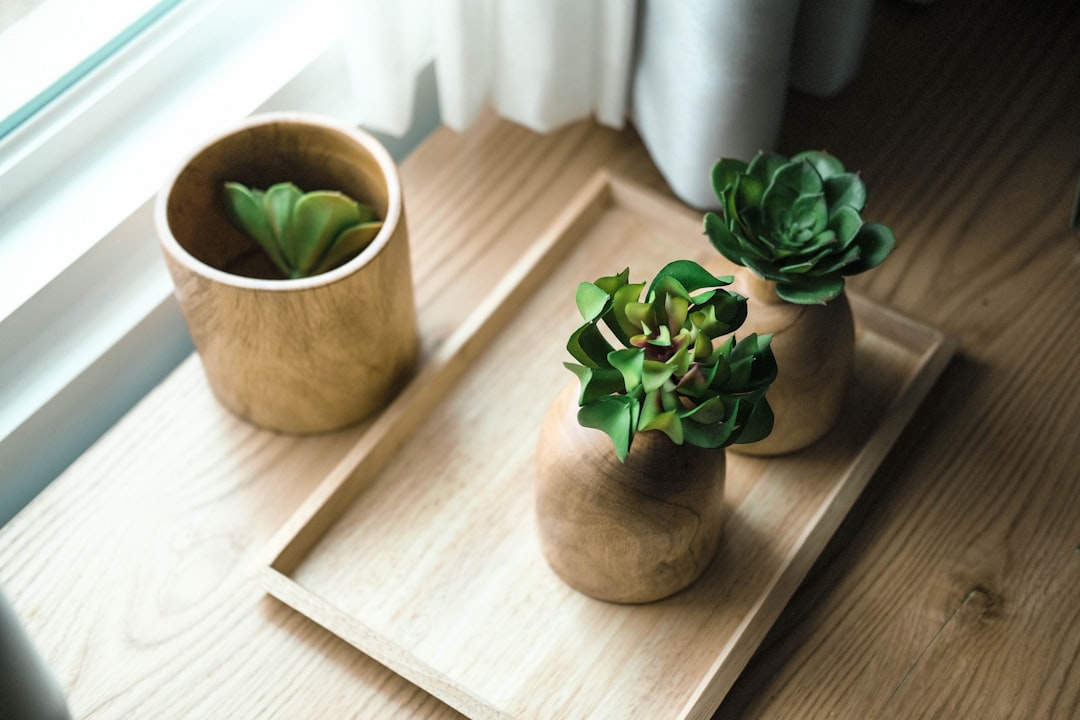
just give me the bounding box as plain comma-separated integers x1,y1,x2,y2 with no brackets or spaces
703,150,895,304
223,181,383,279
565,259,776,462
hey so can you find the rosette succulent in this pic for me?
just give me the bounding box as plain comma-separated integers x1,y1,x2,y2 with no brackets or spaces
704,150,895,304
223,181,383,279
565,259,776,462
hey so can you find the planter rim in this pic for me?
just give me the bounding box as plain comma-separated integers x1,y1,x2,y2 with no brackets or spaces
154,111,403,292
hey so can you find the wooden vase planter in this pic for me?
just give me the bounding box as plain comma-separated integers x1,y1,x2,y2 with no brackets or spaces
534,383,727,604
155,112,419,433
730,269,855,456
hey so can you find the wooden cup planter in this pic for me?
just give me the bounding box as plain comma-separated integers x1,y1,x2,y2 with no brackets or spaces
534,383,727,604
155,113,419,433
729,269,855,456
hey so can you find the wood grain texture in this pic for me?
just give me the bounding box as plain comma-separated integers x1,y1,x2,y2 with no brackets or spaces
724,273,856,457
535,379,727,605
0,0,1077,717
263,175,952,720
717,0,1080,717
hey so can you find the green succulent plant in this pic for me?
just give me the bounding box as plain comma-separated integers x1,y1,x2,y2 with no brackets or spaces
703,150,895,304
564,259,777,462
223,181,383,279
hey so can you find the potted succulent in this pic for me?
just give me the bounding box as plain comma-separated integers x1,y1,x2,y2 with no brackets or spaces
703,149,895,454
155,112,419,433
534,260,776,603
221,180,385,280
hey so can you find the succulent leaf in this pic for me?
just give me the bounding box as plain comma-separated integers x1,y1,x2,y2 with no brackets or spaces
575,281,612,322
775,276,846,304
263,183,303,270
593,268,631,295
567,322,613,368
711,158,747,195
845,223,896,274
223,182,288,274
733,393,775,444
823,172,867,211
288,190,367,276
577,395,637,462
223,181,381,279
312,222,382,275
608,348,645,392
565,363,626,404
641,359,675,394
607,281,645,345
639,410,684,445
792,150,845,180
680,407,739,449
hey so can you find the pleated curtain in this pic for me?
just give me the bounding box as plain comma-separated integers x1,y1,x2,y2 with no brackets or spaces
343,0,873,208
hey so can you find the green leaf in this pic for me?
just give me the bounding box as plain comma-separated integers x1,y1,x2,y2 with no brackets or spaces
829,205,864,247
649,260,732,303
575,281,611,322
668,340,692,375
732,395,775,444
641,359,675,394
775,276,846,304
263,182,303,272
681,396,728,424
567,321,614,368
578,395,637,462
779,246,833,275
823,172,867,211
564,363,626,404
637,388,664,429
741,256,788,283
639,410,684,445
845,223,896,274
592,268,630,296
674,363,709,397
791,192,828,236
681,408,738,449
649,324,672,347
711,158,747,195
624,301,654,329
223,182,290,276
288,190,366,277
691,291,748,337
705,212,750,266
312,221,382,274
608,348,645,392
811,244,861,275
649,276,692,307
763,161,824,229
733,173,767,215
746,152,789,185
663,293,690,331
792,150,846,181
605,281,645,345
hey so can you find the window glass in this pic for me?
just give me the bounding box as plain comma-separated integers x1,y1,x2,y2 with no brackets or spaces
0,0,184,140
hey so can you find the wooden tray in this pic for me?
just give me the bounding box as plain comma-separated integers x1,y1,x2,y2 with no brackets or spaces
262,172,956,720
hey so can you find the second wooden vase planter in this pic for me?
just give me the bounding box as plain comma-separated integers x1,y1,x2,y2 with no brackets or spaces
155,113,418,434
534,384,727,604
731,270,855,456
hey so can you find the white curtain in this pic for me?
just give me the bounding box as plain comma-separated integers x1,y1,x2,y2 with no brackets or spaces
344,0,637,136
342,0,874,207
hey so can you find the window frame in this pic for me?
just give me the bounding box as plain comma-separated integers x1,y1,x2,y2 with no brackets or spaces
0,0,438,524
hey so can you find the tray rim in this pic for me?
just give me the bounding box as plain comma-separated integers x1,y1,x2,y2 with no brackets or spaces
262,170,958,720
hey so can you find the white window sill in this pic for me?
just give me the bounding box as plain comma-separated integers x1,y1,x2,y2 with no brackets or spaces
0,0,440,524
